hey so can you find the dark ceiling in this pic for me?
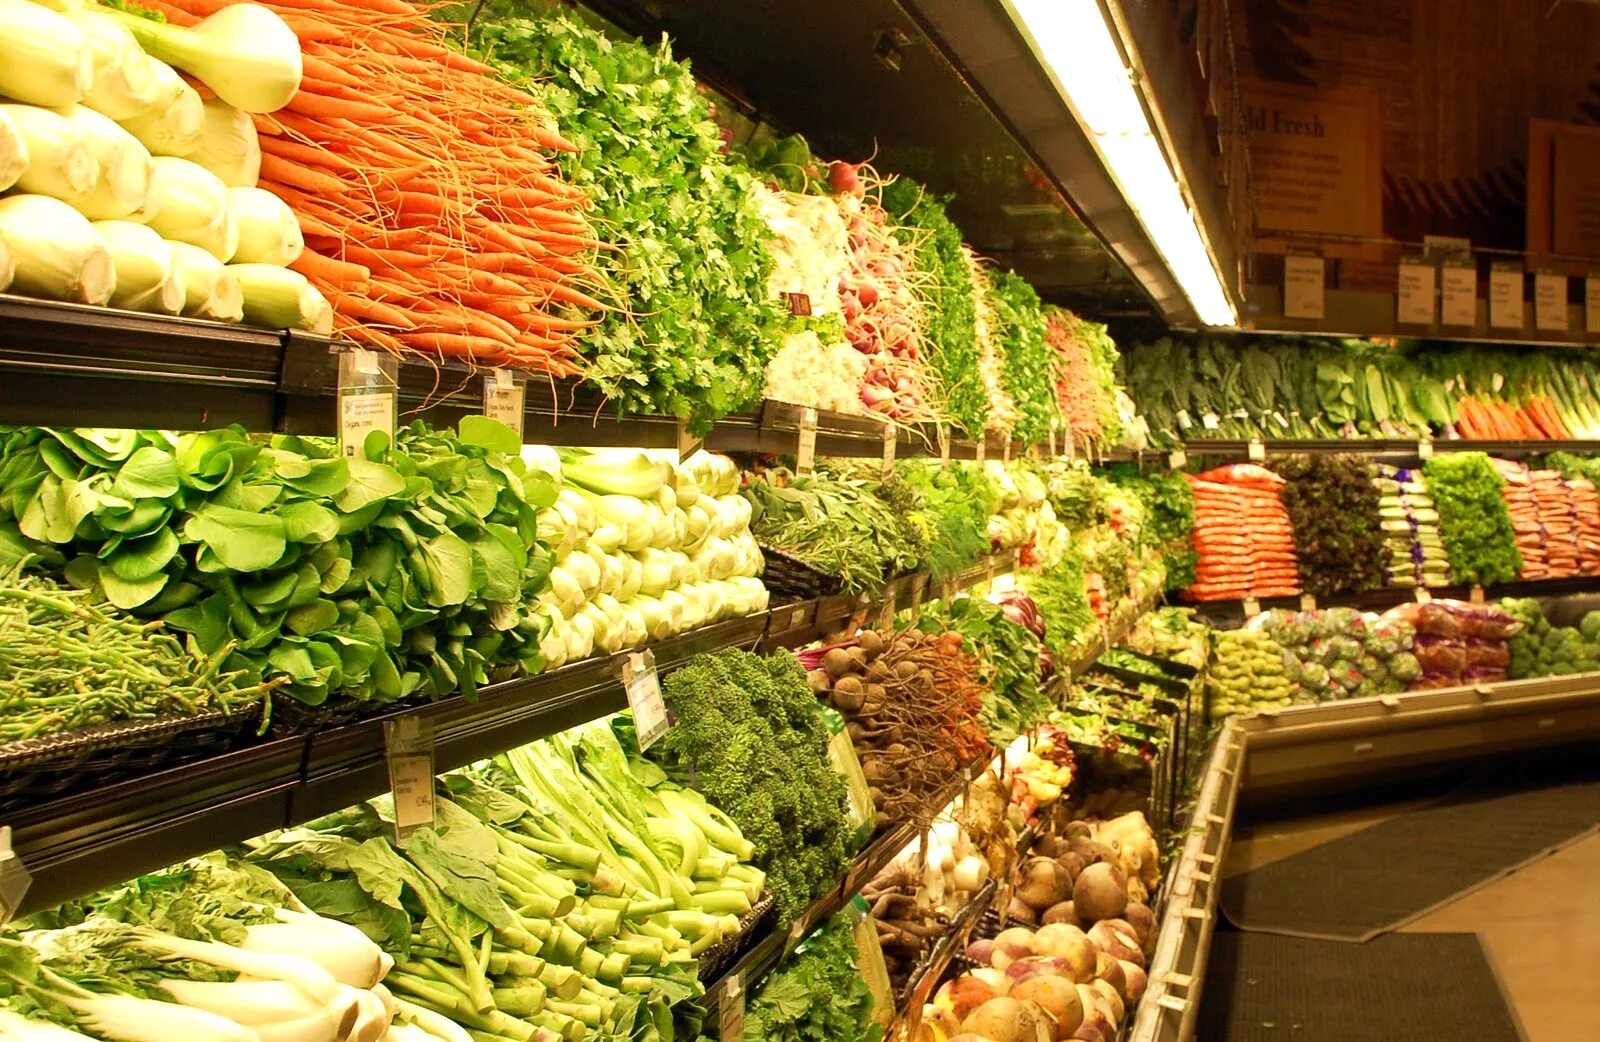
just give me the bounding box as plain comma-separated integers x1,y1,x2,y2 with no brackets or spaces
578,0,1158,319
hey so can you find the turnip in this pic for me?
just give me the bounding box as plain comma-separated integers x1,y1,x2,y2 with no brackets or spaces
1087,920,1143,968
1004,957,1083,986
1118,961,1147,1002
966,938,996,964
971,967,1010,996
935,977,999,1023
1092,954,1125,998
1089,980,1124,1025
1016,858,1074,911
961,997,1050,1042
1121,903,1156,949
1041,902,1081,928
990,927,1037,970
1075,984,1116,1035
1009,975,1083,1040
1030,923,1095,982
1072,863,1128,922
1006,897,1039,926
1053,852,1087,882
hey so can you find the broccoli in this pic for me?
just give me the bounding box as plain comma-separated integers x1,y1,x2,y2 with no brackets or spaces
644,649,851,923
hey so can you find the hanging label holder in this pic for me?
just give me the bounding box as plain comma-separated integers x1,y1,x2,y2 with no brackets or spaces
796,407,818,474
622,650,669,750
384,716,436,842
482,368,526,439
881,423,896,477
0,828,32,927
338,348,398,460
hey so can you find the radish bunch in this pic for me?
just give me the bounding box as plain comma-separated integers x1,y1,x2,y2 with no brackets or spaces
838,184,936,421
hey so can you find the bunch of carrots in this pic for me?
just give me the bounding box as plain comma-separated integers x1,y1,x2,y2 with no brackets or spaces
1454,396,1571,440
145,0,606,371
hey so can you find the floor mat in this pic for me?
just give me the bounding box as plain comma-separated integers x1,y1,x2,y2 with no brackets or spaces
1198,931,1527,1042
1221,767,1600,940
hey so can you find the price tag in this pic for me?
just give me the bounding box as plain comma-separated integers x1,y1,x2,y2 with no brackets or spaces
937,425,952,468
1283,253,1325,319
877,585,898,630
787,915,810,952
719,973,746,1042
909,574,927,621
384,716,436,842
785,292,812,317
1489,265,1525,330
482,370,525,439
1247,439,1266,462
676,422,704,463
991,571,1016,594
1535,271,1568,332
1587,275,1600,334
1414,586,1433,605
1242,597,1261,618
1418,439,1434,460
880,423,896,477
790,606,808,628
796,407,818,474
1469,585,1486,605
1177,409,1194,430
0,828,32,927
1397,259,1437,326
975,437,987,465
1300,594,1317,612
1168,448,1188,469
1440,260,1478,327
1048,426,1058,457
622,650,669,751
1202,412,1220,430
337,349,397,460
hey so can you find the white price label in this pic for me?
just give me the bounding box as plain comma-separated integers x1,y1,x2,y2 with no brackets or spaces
351,347,381,375
384,716,435,842
482,372,525,439
0,828,32,927
1202,412,1221,430
1535,272,1568,332
1176,409,1194,429
1470,585,1486,605
1440,263,1478,327
1414,586,1433,605
1397,260,1436,326
975,436,986,465
340,390,395,460
1418,439,1434,460
1489,267,1525,330
1248,439,1266,462
795,407,818,474
623,650,669,751
1283,253,1325,319
1242,597,1261,618
881,423,896,476
790,606,807,628
719,974,746,1042
1168,448,1188,469
1587,275,1600,334
1300,594,1317,612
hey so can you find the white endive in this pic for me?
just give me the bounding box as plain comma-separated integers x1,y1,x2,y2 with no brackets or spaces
228,187,302,265
65,8,159,120
146,156,238,260
60,105,152,220
0,195,116,305
0,108,28,193
169,239,244,322
230,263,333,334
188,99,262,188
118,59,205,157
106,3,304,114
0,0,92,107
0,104,98,201
92,221,184,314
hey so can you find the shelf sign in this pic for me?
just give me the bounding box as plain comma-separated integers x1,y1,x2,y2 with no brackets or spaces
1418,439,1434,460
1397,258,1436,325
1247,439,1266,462
1168,448,1188,469
937,424,952,468
383,715,436,843
0,828,32,928
1489,264,1525,330
482,369,525,439
1469,584,1486,605
1242,597,1262,618
676,421,704,463
784,292,812,317
338,348,398,460
718,972,746,1042
1535,271,1568,332
880,423,896,477
623,650,669,751
1300,594,1317,612
1283,252,1325,319
796,407,818,474
1440,259,1478,327
974,436,987,466
1588,275,1600,335
1414,586,1433,605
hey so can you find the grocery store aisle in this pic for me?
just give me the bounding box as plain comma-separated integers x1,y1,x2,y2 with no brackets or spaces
1220,790,1600,1041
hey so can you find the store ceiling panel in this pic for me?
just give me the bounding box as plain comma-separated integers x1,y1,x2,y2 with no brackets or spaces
580,0,1167,318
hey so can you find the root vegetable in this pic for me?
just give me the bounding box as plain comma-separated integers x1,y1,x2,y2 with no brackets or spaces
1120,904,1155,949
1010,975,1083,1040
1086,920,1143,968
807,668,831,692
1118,962,1147,1002
1031,923,1095,982
1017,858,1074,911
1089,980,1123,1025
935,976,1000,1021
1006,897,1038,925
823,647,855,677
1092,953,1125,997
1072,863,1128,922
1053,852,1087,882
966,939,995,964
1042,902,1081,928
961,997,1050,1042
990,927,1037,970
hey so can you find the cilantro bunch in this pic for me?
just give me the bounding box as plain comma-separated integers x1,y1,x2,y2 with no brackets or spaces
989,269,1060,445
1276,454,1390,597
1424,453,1523,586
469,14,787,433
647,649,851,922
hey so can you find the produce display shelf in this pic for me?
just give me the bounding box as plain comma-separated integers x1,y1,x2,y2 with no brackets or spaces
1175,437,1600,460
2,550,1020,917
1188,575,1600,625
698,754,992,1011
0,295,1051,462
893,878,1000,1037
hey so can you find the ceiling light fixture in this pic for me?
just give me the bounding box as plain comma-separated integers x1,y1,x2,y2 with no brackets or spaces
1004,0,1237,327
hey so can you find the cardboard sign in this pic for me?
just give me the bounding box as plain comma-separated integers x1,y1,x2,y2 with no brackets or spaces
1397,260,1436,326
1440,261,1478,327
1283,253,1325,318
1488,266,1525,329
1535,271,1568,332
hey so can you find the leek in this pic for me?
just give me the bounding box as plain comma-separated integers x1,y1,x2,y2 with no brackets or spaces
0,104,97,201
66,8,158,120
60,105,153,219
231,263,333,333
146,156,238,260
93,220,183,314
105,3,304,115
0,195,115,304
169,240,244,321
228,186,302,265
119,59,205,157
0,0,92,107
188,99,261,188
0,108,26,192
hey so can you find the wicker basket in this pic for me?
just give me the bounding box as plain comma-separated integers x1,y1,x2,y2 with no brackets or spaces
0,705,264,813
759,545,844,601
697,892,778,983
